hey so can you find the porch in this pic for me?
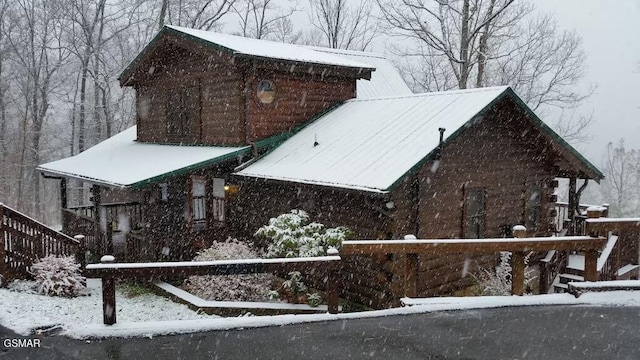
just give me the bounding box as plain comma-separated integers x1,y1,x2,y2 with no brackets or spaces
61,200,149,262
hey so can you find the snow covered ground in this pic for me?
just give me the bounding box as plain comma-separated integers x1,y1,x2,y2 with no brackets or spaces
2,279,640,340
0,279,214,337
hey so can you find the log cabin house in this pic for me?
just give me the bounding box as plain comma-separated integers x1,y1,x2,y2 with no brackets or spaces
38,25,604,307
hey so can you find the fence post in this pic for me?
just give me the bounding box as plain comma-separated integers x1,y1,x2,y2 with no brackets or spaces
511,226,527,296
327,247,340,314
584,249,598,282
100,255,117,325
0,204,6,287
74,235,86,269
404,235,418,298
585,206,601,237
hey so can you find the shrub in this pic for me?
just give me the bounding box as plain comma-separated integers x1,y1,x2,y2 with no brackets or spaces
475,251,535,296
31,255,86,297
255,209,351,258
181,238,276,302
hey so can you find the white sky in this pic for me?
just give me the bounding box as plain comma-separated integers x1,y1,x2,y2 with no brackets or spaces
530,0,640,163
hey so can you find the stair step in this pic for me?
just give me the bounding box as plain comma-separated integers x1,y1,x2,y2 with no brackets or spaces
559,273,584,284
553,282,569,293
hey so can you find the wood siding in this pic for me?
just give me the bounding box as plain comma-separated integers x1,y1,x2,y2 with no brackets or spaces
246,70,356,141
134,42,244,145
130,38,356,146
390,97,559,297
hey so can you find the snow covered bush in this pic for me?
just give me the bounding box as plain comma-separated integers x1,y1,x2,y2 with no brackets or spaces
255,210,351,258
476,252,535,296
31,255,86,297
279,271,322,307
181,238,276,302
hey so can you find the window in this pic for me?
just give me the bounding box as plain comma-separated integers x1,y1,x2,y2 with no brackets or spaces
191,178,206,231
257,80,276,104
159,183,168,202
526,184,542,232
464,187,485,239
166,86,199,140
212,178,225,222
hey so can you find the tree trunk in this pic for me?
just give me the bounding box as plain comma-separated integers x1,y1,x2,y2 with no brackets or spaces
458,0,470,89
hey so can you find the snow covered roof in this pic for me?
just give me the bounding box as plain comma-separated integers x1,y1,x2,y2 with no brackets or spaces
305,47,412,99
236,86,603,193
38,127,250,188
120,26,375,84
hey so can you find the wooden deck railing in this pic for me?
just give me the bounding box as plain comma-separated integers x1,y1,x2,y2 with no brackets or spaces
586,210,640,281
341,232,607,298
554,202,609,236
85,254,341,324
1,203,82,280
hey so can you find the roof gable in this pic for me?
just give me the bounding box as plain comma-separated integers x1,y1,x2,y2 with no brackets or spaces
119,26,375,86
235,87,603,193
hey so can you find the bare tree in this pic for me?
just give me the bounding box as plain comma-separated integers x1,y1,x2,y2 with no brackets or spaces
378,0,593,142
3,0,70,216
600,139,640,217
233,0,299,39
272,17,302,43
161,0,237,30
377,0,516,89
307,0,379,50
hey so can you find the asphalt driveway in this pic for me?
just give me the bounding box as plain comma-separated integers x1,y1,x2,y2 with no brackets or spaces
2,305,640,360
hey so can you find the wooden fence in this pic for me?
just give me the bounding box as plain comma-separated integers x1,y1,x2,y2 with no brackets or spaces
341,233,607,298
84,254,341,325
1,203,82,281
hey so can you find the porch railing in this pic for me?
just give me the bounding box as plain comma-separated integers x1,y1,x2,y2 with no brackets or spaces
1,203,81,280
62,208,100,256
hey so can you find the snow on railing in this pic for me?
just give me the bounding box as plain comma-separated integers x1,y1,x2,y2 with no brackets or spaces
85,253,341,325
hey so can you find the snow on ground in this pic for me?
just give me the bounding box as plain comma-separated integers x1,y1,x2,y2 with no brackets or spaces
2,279,640,340
0,279,214,337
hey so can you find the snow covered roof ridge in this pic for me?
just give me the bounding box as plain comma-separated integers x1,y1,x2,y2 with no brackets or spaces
164,25,374,70
304,46,387,59
346,85,511,103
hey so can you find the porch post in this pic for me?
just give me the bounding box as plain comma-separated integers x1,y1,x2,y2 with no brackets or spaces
60,178,68,210
90,185,103,254
567,176,577,235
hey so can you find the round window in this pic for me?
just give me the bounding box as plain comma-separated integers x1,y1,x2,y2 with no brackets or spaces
257,80,276,104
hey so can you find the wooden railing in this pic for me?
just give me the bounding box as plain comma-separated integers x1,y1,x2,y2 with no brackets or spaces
125,230,152,262
554,202,609,236
342,232,607,298
85,254,341,324
62,208,100,256
103,202,143,231
67,202,143,231
586,210,640,281
539,249,567,293
1,203,82,280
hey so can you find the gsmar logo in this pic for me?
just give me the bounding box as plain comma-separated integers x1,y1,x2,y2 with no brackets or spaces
3,338,41,348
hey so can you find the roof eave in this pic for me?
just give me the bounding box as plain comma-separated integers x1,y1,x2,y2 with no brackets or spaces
37,146,252,190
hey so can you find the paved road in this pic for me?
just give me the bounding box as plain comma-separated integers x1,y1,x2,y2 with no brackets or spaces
2,306,640,360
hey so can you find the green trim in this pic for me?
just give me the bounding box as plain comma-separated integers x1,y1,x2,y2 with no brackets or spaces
385,87,603,191
130,147,252,189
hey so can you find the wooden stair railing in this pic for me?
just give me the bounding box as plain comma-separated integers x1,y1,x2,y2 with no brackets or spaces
0,203,83,282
